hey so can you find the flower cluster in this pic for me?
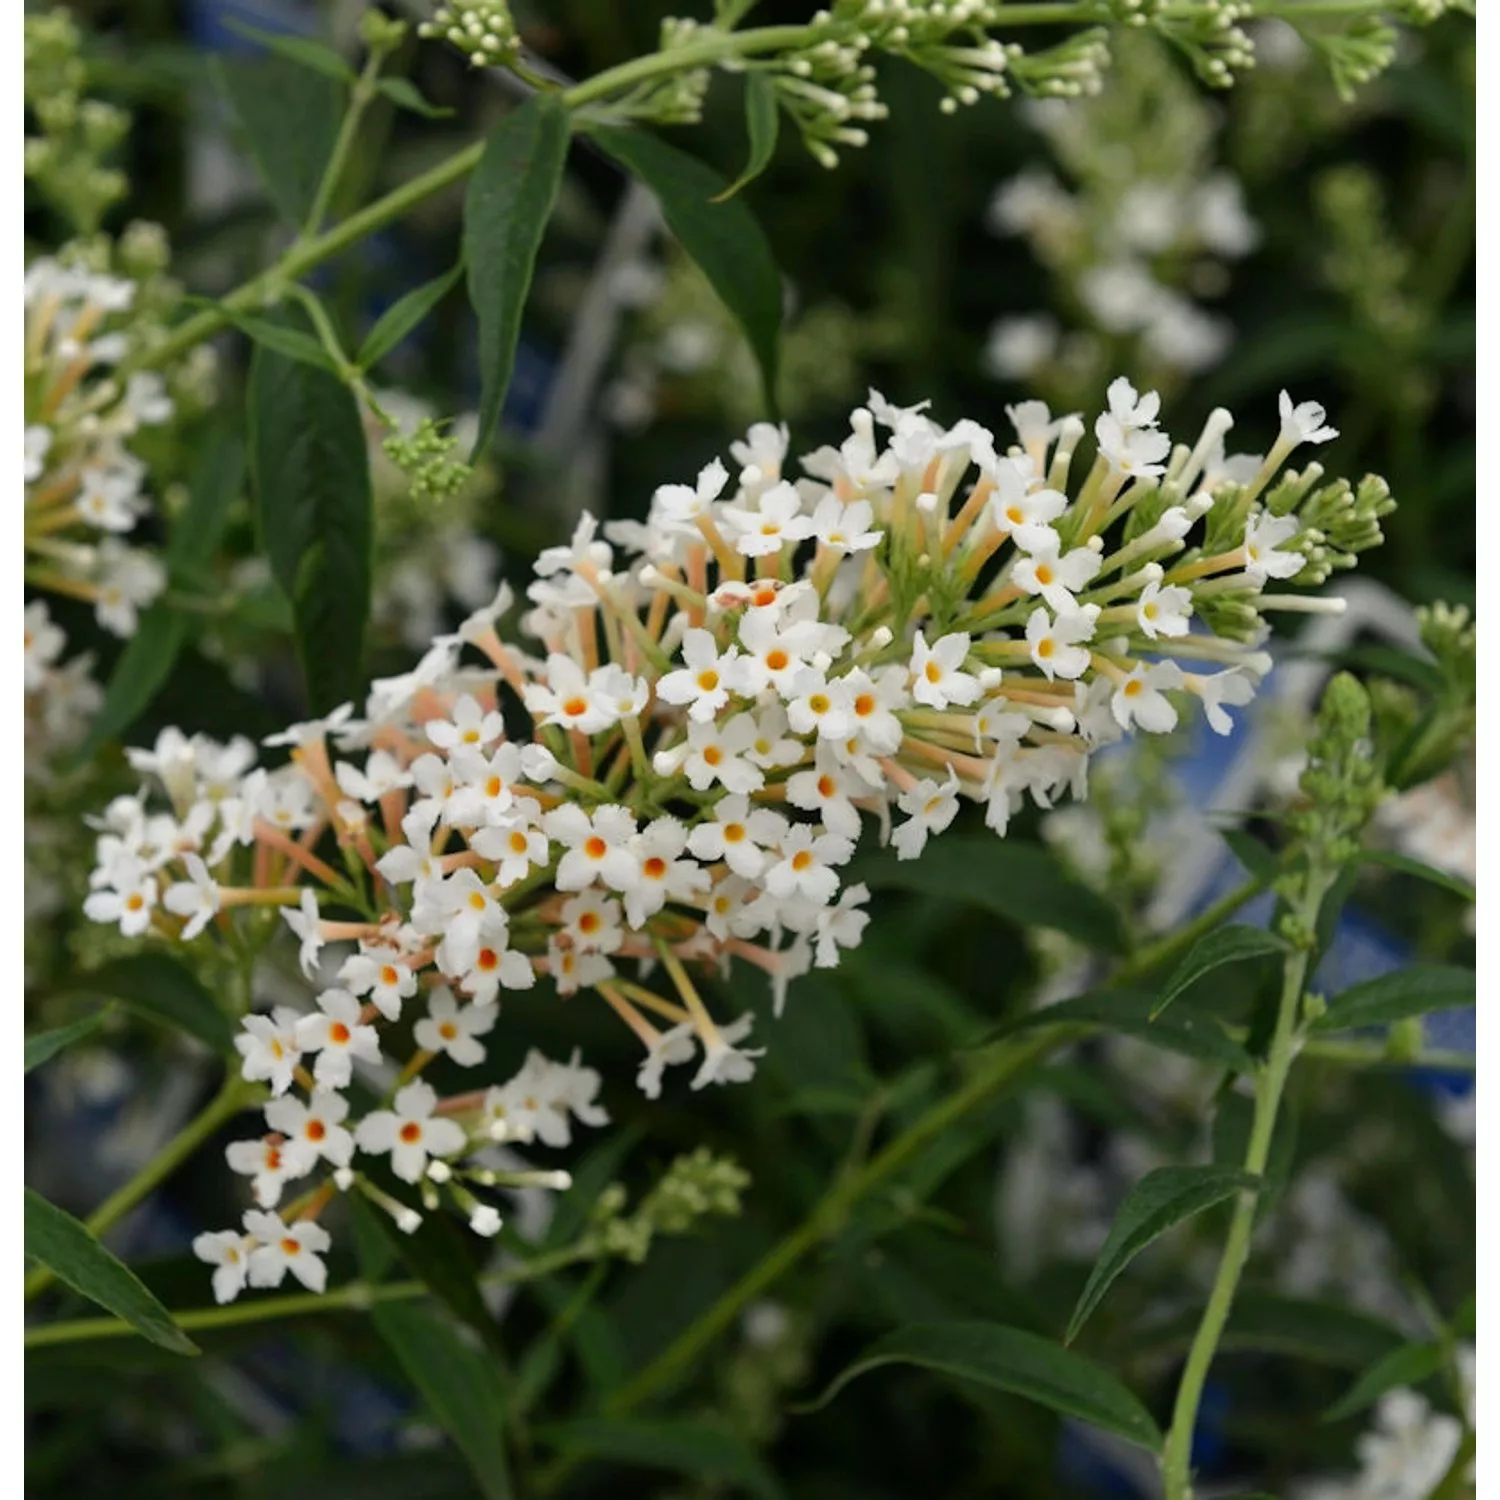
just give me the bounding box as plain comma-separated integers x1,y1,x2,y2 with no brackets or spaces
84,379,1387,1297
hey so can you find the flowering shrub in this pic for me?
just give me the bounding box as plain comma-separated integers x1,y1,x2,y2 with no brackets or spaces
23,5,1474,1500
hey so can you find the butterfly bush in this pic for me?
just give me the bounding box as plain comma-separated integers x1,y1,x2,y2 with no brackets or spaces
82,377,1392,1300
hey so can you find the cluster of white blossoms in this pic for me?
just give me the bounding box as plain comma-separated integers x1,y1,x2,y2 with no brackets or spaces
24,260,175,644
82,378,1388,1299
1294,1347,1474,1500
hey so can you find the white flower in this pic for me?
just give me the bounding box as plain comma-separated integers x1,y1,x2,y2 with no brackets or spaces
339,949,418,1022
280,889,325,979
413,987,496,1066
354,1079,469,1183
294,989,381,1090
1243,512,1304,584
24,425,52,483
808,495,883,552
986,459,1066,550
1278,389,1338,446
524,654,616,735
764,826,853,906
471,816,551,889
24,600,66,691
264,1091,354,1169
657,629,743,722
892,768,961,860
377,812,443,885
93,541,166,636
235,1008,303,1095
910,630,980,709
1026,606,1097,681
688,794,788,878
546,803,640,892
813,883,871,971
82,856,158,936
424,693,505,753
1193,668,1257,736
76,468,143,532
623,816,710,928
1136,580,1193,639
691,1013,765,1090
786,748,868,841
244,1210,332,1294
192,1229,251,1305
637,1021,697,1099
163,854,221,939
226,1134,309,1208
1011,540,1102,613
651,456,730,534
1110,661,1184,733
681,712,765,794
785,668,854,740
558,889,625,953
723,480,815,557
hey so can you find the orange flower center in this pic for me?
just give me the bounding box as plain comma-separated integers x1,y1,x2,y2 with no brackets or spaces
585,836,607,859
643,856,667,880
306,1120,326,1142
924,661,943,683
723,823,745,843
696,670,720,692
399,1122,422,1144
791,850,814,872
765,649,789,672
562,696,588,718
329,1022,350,1044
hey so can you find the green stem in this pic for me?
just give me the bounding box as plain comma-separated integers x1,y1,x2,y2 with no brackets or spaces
1158,869,1330,1500
303,52,384,238
601,1027,1077,1417
1118,873,1271,984
1427,1428,1475,1500
24,1244,593,1350
24,1073,251,1303
1297,1037,1474,1073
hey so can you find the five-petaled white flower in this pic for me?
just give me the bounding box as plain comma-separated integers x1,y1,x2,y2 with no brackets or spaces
244,1210,332,1293
910,631,980,709
235,1008,303,1095
1110,661,1185,733
413,987,496,1066
295,989,381,1090
355,1080,469,1183
1278,389,1338,447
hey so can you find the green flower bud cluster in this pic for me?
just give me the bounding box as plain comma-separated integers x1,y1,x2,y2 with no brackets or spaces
1417,602,1475,693
586,1148,751,1265
25,9,129,234
1284,671,1384,872
382,417,474,508
1311,16,1398,101
1005,28,1111,99
1154,0,1254,88
1287,474,1394,585
418,0,520,69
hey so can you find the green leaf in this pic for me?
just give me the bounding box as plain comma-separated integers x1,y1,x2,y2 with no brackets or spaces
1152,924,1287,1019
1066,1166,1258,1342
214,53,342,225
712,72,779,201
367,1199,504,1356
377,76,454,119
1133,1292,1406,1371
1212,1091,1298,1227
1322,1341,1445,1424
25,1007,113,1074
223,19,355,82
357,263,464,370
463,94,572,459
24,1189,198,1356
986,989,1252,1072
225,310,343,373
798,1322,1162,1451
1359,849,1475,904
849,837,1125,953
540,1418,786,1500
590,124,782,416
248,333,374,713
1451,1292,1475,1337
75,953,235,1055
76,428,244,760
369,1301,513,1500
1314,965,1475,1033
1220,827,1280,881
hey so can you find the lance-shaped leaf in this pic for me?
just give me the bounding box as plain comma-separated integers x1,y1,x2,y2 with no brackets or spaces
74,952,235,1056
1322,1341,1445,1424
1066,1166,1258,1342
378,76,454,119
798,1321,1162,1451
214,52,342,225
25,1007,113,1074
463,94,572,459
1313,965,1475,1033
1359,849,1475,904
1151,924,1288,1019
591,124,783,416
369,1300,513,1500
712,72,779,201
248,334,374,713
24,1189,198,1355
358,262,464,370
